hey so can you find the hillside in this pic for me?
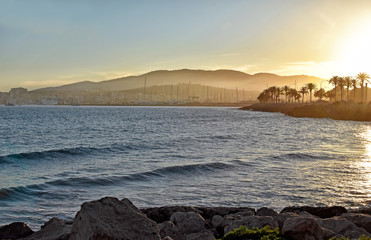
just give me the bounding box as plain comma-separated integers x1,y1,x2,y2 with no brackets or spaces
32,69,324,93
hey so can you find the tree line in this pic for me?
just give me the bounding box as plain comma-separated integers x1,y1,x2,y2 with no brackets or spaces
257,72,371,103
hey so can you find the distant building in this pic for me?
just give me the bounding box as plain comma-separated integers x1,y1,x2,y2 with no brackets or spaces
0,92,8,104
7,87,30,105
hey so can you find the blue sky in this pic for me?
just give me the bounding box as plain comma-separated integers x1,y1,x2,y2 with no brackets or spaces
1,0,371,91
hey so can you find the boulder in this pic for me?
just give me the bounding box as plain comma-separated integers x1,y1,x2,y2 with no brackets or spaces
170,212,207,235
158,221,185,240
21,218,72,240
341,213,371,233
0,222,34,240
223,215,278,234
319,217,370,238
211,215,224,228
274,212,299,229
282,217,324,240
197,207,255,219
141,206,202,223
69,197,161,240
281,206,347,218
256,207,278,216
185,230,214,240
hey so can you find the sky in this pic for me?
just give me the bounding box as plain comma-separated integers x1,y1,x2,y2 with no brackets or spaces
1,0,371,91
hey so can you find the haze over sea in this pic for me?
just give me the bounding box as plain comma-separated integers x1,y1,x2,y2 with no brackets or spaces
1,106,371,229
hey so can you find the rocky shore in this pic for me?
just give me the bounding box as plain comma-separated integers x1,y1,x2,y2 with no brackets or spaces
1,197,371,240
241,102,371,121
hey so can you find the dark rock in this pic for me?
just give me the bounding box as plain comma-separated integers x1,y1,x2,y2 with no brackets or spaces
141,206,202,224
319,216,370,238
282,217,324,240
211,215,224,228
197,207,255,219
256,207,278,216
170,212,207,235
341,213,371,233
0,222,34,240
158,221,185,240
69,197,161,240
281,206,347,218
141,206,255,224
21,218,72,240
185,230,214,240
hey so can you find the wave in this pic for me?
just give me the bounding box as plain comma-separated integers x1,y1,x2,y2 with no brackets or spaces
272,152,335,161
0,161,234,201
0,143,160,164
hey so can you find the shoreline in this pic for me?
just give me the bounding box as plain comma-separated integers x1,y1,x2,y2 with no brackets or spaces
2,197,371,239
241,102,371,121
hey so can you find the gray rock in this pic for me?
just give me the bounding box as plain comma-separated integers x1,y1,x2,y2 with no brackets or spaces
211,215,224,228
319,216,370,238
170,212,207,235
69,197,161,240
341,213,371,233
0,222,34,240
274,212,299,229
185,230,214,240
256,207,278,216
21,218,72,240
282,217,324,240
158,221,185,240
223,215,278,234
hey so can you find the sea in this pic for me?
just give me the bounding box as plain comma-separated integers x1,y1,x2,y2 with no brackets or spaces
1,105,371,229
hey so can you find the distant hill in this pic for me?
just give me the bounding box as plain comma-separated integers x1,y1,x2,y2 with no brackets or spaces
32,69,325,93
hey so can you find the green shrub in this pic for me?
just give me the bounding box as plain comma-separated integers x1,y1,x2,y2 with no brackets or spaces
219,225,285,240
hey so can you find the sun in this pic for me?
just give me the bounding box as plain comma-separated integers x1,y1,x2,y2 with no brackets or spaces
334,17,371,76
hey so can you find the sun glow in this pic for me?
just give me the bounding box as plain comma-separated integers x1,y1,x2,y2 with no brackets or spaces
335,17,371,76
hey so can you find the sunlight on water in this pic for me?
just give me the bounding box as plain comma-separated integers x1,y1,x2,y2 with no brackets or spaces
356,126,371,199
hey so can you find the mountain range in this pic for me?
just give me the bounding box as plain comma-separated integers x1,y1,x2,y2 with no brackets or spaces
32,69,325,93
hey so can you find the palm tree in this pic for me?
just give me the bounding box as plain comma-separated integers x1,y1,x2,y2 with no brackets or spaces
314,88,326,101
325,90,335,102
267,86,276,102
282,86,290,103
288,88,298,103
344,76,351,102
351,78,358,102
337,77,346,101
275,87,283,103
356,72,370,103
329,76,340,102
306,83,317,102
298,86,308,103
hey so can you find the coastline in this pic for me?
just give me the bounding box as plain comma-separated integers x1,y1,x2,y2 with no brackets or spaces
241,102,371,121
2,197,371,240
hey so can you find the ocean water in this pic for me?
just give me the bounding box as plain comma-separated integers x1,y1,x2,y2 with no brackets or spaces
1,106,371,229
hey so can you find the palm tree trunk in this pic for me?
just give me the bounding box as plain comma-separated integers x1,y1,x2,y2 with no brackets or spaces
334,85,337,102
354,87,356,102
347,87,349,102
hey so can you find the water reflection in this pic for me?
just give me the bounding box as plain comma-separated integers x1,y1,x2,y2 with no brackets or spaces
356,126,371,201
